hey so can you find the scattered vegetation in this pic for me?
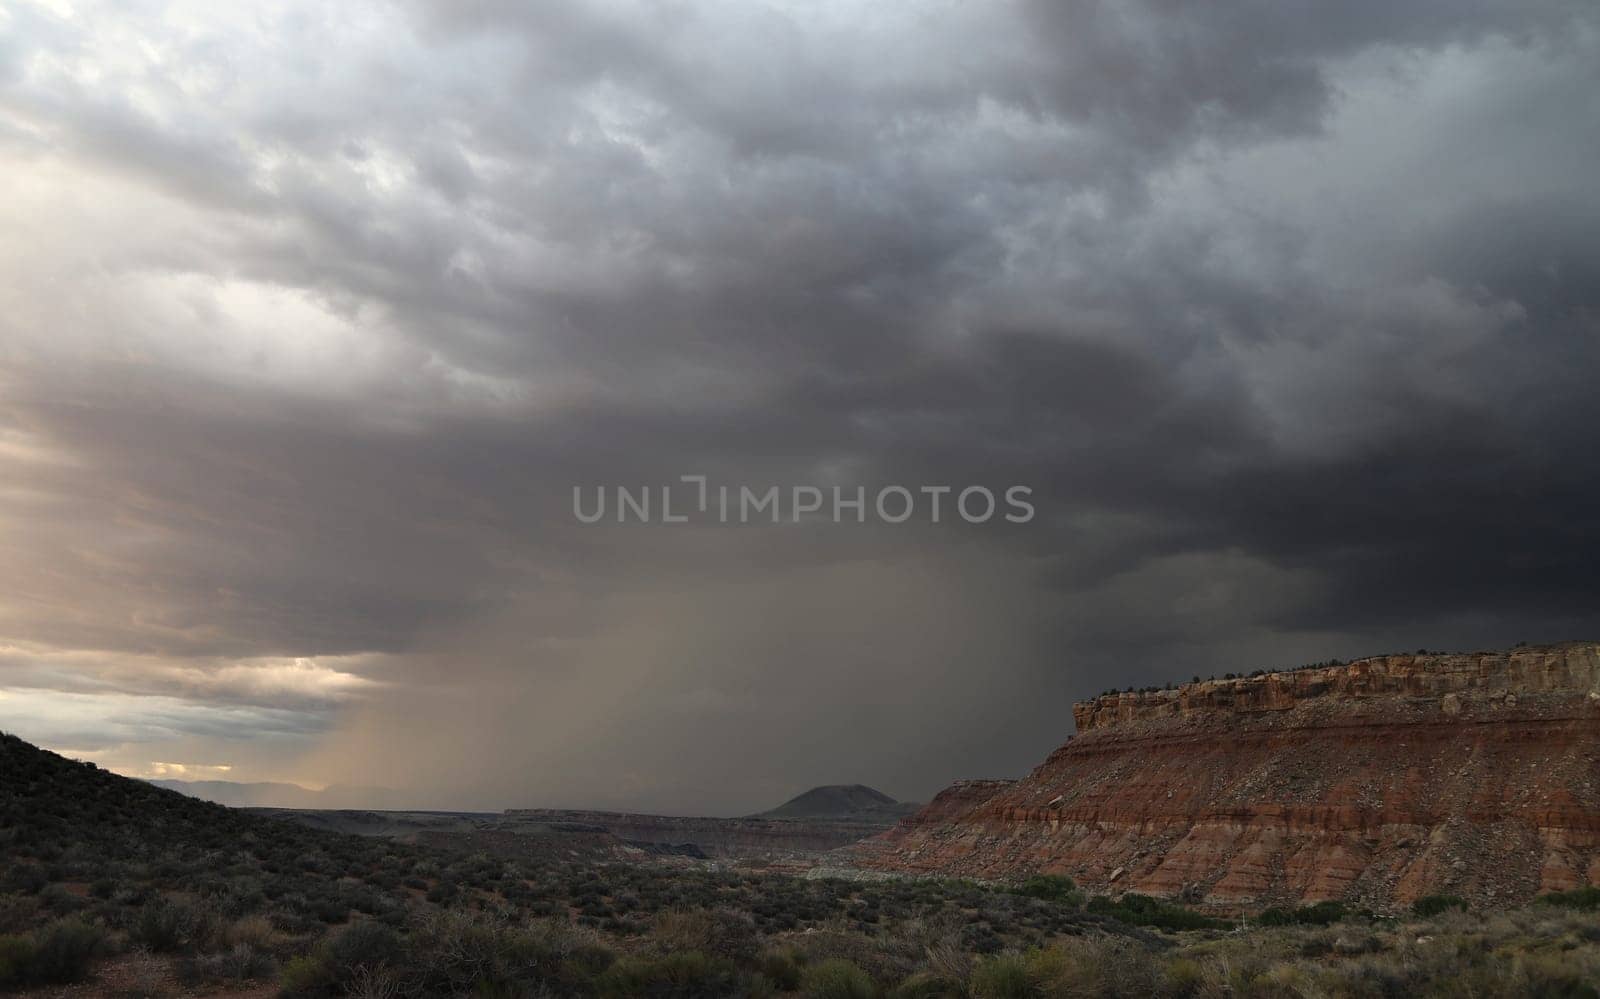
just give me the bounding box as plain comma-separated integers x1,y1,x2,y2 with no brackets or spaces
1086,893,1226,932
7,731,1600,996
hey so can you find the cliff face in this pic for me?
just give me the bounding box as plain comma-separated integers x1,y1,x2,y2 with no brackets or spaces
1072,646,1600,732
844,643,1600,912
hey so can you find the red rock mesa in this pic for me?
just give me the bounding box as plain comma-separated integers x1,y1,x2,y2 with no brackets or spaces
843,642,1600,912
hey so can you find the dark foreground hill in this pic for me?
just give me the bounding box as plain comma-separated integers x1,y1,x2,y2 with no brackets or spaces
1,730,407,883
0,730,1179,996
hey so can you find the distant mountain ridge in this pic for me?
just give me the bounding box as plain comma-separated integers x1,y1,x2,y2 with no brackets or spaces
150,776,921,824
148,777,412,810
754,783,918,821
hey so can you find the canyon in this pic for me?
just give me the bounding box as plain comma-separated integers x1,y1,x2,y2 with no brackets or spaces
496,807,900,859
253,785,915,867
841,642,1600,913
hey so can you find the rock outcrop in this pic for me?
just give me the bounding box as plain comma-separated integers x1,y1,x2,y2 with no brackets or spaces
842,642,1600,912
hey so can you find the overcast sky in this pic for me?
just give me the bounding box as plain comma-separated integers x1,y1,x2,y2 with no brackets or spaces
1,0,1597,814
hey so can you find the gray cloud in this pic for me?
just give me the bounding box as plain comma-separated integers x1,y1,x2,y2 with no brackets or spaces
0,0,1596,809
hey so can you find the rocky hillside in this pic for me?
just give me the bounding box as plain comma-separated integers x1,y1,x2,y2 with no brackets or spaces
841,642,1600,913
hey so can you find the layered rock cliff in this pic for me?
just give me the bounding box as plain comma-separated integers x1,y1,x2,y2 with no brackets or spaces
843,642,1600,912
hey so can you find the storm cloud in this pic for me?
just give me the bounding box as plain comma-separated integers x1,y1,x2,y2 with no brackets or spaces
1,0,1597,812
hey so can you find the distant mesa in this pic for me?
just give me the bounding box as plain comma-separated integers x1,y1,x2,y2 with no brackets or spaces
755,784,918,821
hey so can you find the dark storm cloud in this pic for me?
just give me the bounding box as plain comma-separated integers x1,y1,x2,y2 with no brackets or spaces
0,0,1596,808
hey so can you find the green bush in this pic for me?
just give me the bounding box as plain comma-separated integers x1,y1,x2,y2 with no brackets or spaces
1011,875,1078,903
22,918,105,985
1255,907,1294,926
1255,900,1348,927
802,957,877,999
1537,887,1600,912
1411,894,1468,917
1086,893,1225,931
1295,900,1349,925
277,953,334,997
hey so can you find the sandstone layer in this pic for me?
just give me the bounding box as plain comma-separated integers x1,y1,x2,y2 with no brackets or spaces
843,642,1600,912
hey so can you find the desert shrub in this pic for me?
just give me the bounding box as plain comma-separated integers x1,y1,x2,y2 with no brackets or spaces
790,926,918,984
412,911,550,993
270,905,325,935
1163,956,1204,998
1516,950,1600,998
1023,937,1163,998
20,917,105,985
408,911,617,995
280,920,408,997
1411,894,1469,918
130,897,221,953
802,958,877,999
224,914,278,951
1,864,46,895
0,934,39,987
757,948,804,990
598,950,742,998
175,942,277,985
0,897,40,935
969,952,1031,999
890,971,965,998
653,907,759,962
326,920,404,976
278,952,336,997
38,882,85,915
